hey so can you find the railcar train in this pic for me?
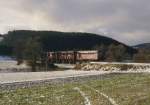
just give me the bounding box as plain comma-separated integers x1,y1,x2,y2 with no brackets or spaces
47,50,99,64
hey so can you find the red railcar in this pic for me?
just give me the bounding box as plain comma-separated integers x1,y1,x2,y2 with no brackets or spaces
47,50,98,64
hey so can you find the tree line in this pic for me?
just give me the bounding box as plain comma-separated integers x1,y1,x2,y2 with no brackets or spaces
93,44,131,62
93,44,150,63
14,40,150,72
133,48,150,63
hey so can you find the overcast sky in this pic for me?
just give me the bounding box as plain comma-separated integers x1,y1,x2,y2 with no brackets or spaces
0,0,150,45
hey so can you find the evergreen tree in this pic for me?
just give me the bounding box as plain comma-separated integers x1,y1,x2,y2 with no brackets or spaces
133,49,150,63
105,44,117,62
115,45,126,61
105,44,127,62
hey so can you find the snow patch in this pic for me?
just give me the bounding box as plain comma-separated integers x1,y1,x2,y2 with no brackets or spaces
84,85,119,105
73,87,91,105
77,62,150,71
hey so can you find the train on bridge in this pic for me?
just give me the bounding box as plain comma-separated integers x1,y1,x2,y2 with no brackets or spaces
47,50,99,64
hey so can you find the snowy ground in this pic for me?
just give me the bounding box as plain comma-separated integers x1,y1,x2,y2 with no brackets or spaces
0,61,28,69
1,70,150,84
0,56,30,72
0,70,109,84
77,62,150,71
90,61,150,66
0,60,30,73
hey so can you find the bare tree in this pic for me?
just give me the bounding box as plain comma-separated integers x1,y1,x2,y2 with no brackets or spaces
24,37,42,71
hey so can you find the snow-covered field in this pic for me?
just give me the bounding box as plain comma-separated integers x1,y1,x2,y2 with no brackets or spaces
0,60,30,72
76,62,150,72
0,61,28,69
0,70,109,83
90,61,150,65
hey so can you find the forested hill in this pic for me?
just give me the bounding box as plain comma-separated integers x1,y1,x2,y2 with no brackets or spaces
1,30,136,55
134,43,150,49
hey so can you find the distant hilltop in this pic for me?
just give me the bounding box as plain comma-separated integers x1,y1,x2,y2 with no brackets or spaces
134,43,150,49
0,34,4,37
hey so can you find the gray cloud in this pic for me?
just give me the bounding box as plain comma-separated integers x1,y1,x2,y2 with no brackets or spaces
0,0,150,45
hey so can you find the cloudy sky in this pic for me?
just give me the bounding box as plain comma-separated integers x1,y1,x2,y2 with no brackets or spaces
0,0,150,45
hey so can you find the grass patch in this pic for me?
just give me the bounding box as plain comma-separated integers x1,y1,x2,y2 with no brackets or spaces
1,73,150,105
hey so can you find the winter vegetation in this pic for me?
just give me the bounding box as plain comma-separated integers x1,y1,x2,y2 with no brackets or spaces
75,62,150,71
0,60,30,72
1,73,150,105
